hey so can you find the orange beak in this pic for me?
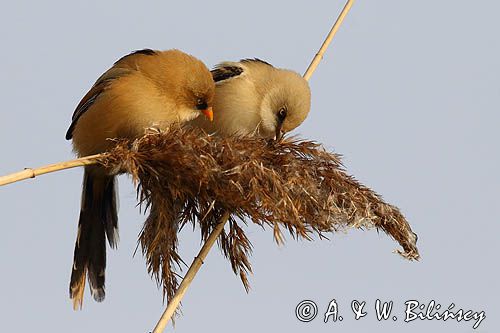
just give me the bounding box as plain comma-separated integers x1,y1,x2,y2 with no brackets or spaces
201,107,213,122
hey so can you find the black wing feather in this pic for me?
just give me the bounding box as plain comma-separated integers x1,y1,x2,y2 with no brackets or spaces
211,65,244,82
211,58,273,83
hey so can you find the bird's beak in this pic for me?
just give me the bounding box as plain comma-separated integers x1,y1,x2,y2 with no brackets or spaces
274,125,284,141
201,107,214,122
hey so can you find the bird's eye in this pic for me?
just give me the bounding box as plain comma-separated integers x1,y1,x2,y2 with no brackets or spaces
196,98,208,110
277,107,287,122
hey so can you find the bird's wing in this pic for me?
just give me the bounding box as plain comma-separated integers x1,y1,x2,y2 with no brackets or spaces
211,58,273,84
65,68,130,139
65,49,159,140
211,62,245,83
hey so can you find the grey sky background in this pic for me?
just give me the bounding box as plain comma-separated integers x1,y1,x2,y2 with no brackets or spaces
0,1,498,332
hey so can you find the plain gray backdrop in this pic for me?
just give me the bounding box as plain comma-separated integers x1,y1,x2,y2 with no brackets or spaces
0,1,498,332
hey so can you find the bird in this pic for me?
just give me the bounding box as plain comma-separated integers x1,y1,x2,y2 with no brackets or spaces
189,58,311,139
65,48,215,310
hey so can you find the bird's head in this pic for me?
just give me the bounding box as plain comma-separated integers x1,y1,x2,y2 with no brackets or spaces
148,50,215,123
178,61,215,122
258,70,311,139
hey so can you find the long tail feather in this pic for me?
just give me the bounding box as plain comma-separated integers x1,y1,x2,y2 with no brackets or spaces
69,169,118,309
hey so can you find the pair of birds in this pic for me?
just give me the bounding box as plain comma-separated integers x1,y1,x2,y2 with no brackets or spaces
66,49,311,309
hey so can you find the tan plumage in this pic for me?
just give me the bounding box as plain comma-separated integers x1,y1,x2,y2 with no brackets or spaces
66,49,214,309
190,59,311,139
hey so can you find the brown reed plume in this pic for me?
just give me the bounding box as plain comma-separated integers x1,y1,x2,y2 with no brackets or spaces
98,127,419,304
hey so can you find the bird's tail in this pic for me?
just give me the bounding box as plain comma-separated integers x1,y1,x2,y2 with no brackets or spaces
69,168,118,310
